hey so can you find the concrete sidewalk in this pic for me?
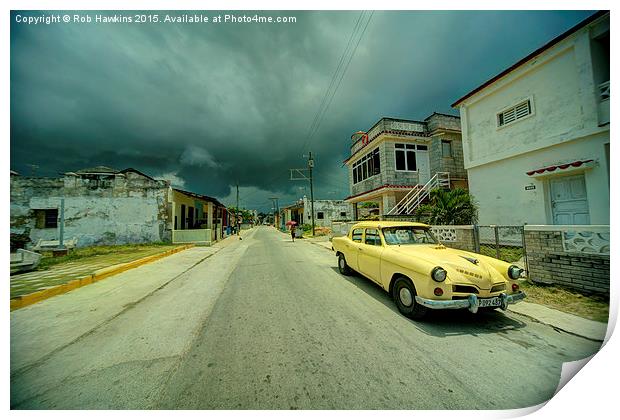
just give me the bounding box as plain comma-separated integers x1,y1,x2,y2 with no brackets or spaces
306,236,608,342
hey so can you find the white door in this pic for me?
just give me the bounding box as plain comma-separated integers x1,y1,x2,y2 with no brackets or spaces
416,149,431,184
550,174,590,224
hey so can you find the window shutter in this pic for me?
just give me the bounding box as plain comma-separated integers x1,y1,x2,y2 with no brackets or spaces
498,99,531,127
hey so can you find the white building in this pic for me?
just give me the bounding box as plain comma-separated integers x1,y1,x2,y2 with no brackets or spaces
279,196,352,228
452,11,609,225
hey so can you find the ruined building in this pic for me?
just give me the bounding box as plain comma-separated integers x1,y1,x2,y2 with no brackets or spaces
10,166,227,248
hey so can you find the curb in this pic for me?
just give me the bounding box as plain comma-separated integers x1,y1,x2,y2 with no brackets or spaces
10,245,194,311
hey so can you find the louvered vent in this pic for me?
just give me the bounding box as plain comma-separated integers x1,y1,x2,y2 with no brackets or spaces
498,100,531,127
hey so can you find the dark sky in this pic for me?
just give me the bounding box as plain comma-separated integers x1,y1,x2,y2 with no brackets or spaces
10,10,595,211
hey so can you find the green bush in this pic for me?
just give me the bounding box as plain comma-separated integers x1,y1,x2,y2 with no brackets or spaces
414,188,478,225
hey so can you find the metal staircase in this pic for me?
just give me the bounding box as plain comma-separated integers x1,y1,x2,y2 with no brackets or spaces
387,172,450,215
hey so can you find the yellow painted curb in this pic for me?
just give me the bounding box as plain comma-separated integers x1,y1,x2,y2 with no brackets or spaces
10,244,194,311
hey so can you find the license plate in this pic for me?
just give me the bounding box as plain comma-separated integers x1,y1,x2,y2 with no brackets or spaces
479,296,502,308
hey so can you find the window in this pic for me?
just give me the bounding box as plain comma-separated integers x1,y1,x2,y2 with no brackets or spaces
352,228,363,243
317,211,324,220
441,140,452,158
340,211,347,217
395,143,426,171
497,99,532,127
382,227,438,245
364,228,381,246
352,148,380,184
34,209,58,229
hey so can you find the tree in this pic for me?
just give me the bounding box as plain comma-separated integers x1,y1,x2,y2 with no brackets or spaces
414,188,478,225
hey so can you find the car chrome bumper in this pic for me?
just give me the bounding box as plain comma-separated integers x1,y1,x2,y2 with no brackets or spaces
415,291,526,314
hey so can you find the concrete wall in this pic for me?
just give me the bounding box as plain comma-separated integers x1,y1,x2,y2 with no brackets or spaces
303,197,353,227
524,225,609,295
11,172,170,248
467,132,609,225
456,14,609,225
172,228,212,244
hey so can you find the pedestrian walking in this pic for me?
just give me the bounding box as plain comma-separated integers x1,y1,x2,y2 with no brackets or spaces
291,225,296,242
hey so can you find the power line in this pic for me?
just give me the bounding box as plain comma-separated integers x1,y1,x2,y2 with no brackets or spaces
300,11,365,154
300,11,374,154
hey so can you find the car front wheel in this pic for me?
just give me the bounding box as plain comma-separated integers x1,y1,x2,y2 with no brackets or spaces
392,276,428,320
338,254,352,275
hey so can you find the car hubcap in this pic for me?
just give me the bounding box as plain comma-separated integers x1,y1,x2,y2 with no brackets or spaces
399,287,413,307
339,258,344,269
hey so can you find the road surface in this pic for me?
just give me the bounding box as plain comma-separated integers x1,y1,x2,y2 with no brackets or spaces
10,226,603,409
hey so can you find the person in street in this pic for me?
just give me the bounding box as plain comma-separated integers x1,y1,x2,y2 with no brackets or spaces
291,225,296,242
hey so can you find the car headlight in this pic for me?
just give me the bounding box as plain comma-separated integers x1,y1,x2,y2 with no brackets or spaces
508,265,523,280
431,266,447,282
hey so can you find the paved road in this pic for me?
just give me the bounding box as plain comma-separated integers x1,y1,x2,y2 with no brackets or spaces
11,227,602,409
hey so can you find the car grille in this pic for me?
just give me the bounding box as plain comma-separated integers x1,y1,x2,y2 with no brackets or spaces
490,283,506,293
452,285,479,294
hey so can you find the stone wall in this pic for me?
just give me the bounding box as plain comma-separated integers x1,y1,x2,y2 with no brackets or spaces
429,132,467,182
10,171,170,248
524,226,610,295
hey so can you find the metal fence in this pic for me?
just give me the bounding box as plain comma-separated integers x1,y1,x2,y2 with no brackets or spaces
475,225,527,268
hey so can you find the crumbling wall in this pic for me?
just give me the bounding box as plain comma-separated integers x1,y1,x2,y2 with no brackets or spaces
303,198,353,227
10,172,170,248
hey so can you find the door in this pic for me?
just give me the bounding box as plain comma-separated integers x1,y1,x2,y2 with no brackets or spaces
345,228,364,271
416,146,431,184
550,174,590,224
357,228,384,284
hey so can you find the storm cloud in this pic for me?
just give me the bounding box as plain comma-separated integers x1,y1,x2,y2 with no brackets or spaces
10,10,594,211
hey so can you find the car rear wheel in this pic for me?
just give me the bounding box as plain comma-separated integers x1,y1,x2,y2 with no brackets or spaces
392,276,427,320
338,254,352,275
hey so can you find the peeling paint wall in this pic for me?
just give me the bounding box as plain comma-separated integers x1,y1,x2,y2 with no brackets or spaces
10,171,170,248
302,197,353,227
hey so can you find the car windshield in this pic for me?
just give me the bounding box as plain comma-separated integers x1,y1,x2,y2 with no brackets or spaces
382,227,438,245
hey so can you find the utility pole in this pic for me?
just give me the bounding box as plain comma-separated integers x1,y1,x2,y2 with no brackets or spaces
289,152,315,237
236,183,240,238
308,152,315,237
269,197,279,229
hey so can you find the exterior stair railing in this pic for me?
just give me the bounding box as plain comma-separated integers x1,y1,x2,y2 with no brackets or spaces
387,172,450,215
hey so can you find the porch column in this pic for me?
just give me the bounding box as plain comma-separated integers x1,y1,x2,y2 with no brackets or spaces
207,202,214,241
383,193,397,215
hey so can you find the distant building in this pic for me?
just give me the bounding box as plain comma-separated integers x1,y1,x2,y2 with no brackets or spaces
452,11,609,225
343,113,467,217
10,166,227,248
280,196,352,228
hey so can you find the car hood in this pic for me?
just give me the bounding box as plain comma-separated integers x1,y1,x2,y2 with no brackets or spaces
390,245,504,289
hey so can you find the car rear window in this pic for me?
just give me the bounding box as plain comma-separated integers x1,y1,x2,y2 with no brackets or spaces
365,229,381,246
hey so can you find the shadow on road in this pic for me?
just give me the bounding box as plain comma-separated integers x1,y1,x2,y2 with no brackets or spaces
329,267,528,338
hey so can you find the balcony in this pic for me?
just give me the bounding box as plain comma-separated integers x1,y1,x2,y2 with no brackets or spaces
598,81,609,125
350,118,427,155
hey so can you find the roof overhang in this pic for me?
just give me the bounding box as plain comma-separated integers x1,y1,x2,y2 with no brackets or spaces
345,184,418,203
526,159,596,177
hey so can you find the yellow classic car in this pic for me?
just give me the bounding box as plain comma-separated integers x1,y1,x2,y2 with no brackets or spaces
332,221,526,319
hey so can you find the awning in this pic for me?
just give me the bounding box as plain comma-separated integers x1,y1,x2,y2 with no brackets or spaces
526,159,595,176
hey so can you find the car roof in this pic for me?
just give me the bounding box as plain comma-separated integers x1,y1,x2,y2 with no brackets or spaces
351,221,430,229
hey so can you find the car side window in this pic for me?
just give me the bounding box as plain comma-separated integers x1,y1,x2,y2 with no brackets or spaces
365,229,381,246
351,229,363,243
